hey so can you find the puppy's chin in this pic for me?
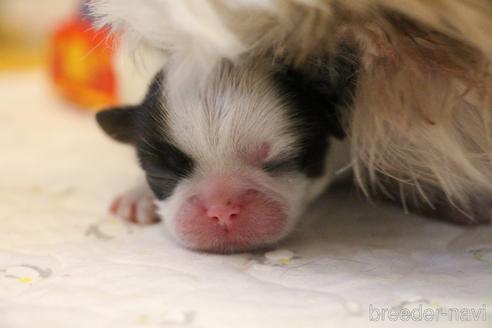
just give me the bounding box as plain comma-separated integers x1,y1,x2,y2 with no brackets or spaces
173,225,291,254
176,234,285,254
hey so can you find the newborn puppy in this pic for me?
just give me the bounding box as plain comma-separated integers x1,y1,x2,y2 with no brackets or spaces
97,55,356,252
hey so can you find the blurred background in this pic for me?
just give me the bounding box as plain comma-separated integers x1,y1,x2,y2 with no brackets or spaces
0,0,78,70
0,0,161,110
0,0,164,248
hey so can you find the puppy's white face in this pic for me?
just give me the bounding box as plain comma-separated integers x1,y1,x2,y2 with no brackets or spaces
97,57,354,252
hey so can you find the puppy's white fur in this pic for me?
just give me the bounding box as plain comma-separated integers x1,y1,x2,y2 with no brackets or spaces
90,0,492,212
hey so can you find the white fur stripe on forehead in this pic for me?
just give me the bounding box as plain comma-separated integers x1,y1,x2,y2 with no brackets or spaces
163,59,299,170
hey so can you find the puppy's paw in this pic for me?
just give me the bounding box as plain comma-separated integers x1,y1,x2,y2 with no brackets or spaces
109,185,159,225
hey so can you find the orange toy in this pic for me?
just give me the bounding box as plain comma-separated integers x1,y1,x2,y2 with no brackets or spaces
51,14,118,110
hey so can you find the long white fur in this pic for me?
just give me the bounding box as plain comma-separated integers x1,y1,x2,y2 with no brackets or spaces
90,0,492,211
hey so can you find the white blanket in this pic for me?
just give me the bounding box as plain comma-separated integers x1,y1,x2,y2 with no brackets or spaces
1,71,491,328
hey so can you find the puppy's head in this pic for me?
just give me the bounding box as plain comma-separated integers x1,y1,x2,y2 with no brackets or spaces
97,56,356,252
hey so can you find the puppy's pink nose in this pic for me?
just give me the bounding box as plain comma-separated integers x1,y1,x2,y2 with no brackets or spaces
206,203,241,228
177,181,287,252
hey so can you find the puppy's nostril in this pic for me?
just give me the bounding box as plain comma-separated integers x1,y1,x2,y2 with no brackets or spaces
206,203,241,226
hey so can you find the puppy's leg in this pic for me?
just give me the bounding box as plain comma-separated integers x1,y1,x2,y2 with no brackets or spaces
109,182,159,224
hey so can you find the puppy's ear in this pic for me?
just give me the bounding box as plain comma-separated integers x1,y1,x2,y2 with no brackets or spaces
96,70,165,143
96,106,139,144
274,46,359,139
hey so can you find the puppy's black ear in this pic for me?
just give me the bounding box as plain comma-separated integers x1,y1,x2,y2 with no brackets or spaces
96,106,139,143
273,45,359,139
97,71,164,144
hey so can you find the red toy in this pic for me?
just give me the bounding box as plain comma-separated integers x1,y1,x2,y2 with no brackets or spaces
51,13,118,110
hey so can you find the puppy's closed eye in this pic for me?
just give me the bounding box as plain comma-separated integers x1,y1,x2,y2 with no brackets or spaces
263,156,300,175
138,140,195,200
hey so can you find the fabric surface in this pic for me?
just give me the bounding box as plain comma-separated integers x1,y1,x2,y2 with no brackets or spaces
1,71,491,328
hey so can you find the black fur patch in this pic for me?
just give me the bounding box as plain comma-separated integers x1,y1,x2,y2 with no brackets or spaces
96,71,195,200
272,47,358,178
138,139,194,200
135,72,195,200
